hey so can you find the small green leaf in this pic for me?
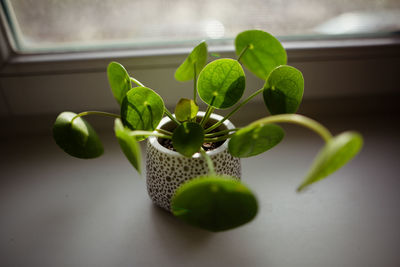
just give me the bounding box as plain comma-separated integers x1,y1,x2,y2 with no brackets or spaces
197,59,245,109
174,98,199,122
175,41,208,81
114,118,142,174
228,123,284,158
172,122,204,157
121,86,165,132
107,62,132,105
263,65,304,115
171,175,258,232
235,30,287,80
297,131,363,192
52,112,103,159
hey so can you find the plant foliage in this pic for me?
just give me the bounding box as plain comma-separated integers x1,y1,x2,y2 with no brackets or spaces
171,176,258,232
53,29,363,232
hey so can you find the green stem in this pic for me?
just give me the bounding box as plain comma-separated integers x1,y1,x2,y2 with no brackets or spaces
204,133,235,143
199,105,215,128
251,114,333,142
128,130,172,140
237,44,250,62
164,108,181,125
156,128,173,136
193,64,197,105
71,111,120,123
130,77,145,87
205,88,264,133
205,128,239,138
200,148,215,175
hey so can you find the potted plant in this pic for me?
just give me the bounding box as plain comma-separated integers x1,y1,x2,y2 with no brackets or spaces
53,29,363,232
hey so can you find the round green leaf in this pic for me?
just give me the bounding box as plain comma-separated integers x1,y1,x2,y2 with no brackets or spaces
197,59,245,109
52,112,103,159
107,62,131,105
235,30,287,80
175,41,208,81
297,131,363,192
114,118,142,174
263,65,304,115
172,122,204,157
228,123,284,158
121,86,165,132
171,175,258,232
174,98,199,122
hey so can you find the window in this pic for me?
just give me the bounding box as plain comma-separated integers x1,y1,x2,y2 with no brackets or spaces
2,0,400,52
0,0,399,120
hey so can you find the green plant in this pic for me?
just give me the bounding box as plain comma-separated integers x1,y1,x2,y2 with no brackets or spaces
53,30,363,232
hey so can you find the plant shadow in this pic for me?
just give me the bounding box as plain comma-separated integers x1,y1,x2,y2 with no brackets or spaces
147,202,264,266
149,203,215,249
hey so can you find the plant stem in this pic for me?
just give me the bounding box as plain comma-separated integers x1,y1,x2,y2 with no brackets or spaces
128,130,172,140
237,44,250,62
156,128,173,136
251,114,333,142
164,108,181,125
200,148,216,175
199,105,215,128
193,64,197,105
71,111,120,123
204,133,235,143
130,77,145,87
205,88,264,133
205,128,239,138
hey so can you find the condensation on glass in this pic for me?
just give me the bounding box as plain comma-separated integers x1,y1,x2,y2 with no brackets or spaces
3,0,400,52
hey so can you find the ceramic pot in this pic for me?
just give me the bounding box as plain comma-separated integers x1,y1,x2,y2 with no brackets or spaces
146,112,241,211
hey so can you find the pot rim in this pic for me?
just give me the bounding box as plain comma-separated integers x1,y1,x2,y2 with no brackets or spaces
148,111,235,158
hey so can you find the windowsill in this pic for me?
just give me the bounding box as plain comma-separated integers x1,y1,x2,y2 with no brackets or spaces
0,33,400,119
1,112,399,266
2,35,400,75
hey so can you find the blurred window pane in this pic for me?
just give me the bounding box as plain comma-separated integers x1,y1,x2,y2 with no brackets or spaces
3,0,400,52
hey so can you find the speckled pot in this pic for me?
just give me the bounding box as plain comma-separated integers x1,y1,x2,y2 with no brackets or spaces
146,112,241,211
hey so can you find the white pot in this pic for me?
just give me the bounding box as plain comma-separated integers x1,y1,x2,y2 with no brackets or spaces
146,112,241,211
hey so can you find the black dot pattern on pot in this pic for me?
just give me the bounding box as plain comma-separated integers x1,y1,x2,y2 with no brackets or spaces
146,141,241,211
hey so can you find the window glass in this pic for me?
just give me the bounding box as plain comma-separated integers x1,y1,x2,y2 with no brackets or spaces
3,0,400,52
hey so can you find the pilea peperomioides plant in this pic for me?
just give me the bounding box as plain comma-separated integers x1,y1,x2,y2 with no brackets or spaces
53,29,363,232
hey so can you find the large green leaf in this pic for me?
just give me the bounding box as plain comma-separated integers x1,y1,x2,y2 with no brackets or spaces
174,98,199,122
297,131,363,192
52,112,103,159
228,123,284,158
235,30,287,80
263,65,304,115
172,122,204,157
107,62,131,105
114,118,142,174
175,41,208,81
197,59,245,109
171,175,258,232
121,86,165,132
